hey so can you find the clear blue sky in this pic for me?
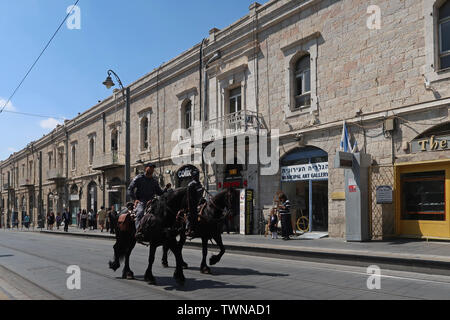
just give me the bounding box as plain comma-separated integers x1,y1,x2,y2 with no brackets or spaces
0,0,265,161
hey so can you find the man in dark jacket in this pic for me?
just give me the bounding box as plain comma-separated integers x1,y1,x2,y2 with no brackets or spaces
185,168,204,238
62,208,71,232
127,163,165,238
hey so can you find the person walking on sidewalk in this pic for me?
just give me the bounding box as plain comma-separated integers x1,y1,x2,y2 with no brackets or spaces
62,208,70,232
278,193,293,241
269,209,279,239
56,213,62,230
77,209,81,229
81,209,88,232
109,206,118,235
97,206,107,232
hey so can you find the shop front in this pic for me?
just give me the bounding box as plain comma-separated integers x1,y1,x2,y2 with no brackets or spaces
395,129,450,239
69,184,80,225
280,146,329,233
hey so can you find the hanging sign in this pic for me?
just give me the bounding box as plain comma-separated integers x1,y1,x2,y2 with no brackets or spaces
281,162,328,182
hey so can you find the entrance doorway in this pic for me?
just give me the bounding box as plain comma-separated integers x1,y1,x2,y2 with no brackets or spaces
280,146,329,233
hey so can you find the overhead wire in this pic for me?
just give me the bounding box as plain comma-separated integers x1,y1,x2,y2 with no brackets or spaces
0,0,81,115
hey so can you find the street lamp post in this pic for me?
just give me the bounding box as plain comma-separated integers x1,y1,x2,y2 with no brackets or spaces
103,70,131,202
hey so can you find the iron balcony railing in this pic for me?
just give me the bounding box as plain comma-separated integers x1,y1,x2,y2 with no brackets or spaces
200,110,265,142
92,151,125,171
19,178,34,187
47,168,66,181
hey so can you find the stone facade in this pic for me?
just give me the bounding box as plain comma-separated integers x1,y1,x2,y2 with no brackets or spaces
2,0,450,239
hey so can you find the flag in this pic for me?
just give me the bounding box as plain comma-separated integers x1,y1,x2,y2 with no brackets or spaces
340,121,357,153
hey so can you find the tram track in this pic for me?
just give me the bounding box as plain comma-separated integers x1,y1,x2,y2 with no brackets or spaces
0,242,192,300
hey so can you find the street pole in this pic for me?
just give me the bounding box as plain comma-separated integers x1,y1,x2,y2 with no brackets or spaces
125,87,131,202
103,70,131,203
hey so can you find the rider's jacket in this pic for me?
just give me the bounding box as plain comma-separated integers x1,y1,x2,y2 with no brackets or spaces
127,174,164,204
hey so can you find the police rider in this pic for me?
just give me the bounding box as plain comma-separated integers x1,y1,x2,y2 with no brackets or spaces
127,163,165,239
185,168,204,238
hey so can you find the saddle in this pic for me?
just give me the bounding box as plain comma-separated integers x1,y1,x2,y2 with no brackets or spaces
118,213,134,232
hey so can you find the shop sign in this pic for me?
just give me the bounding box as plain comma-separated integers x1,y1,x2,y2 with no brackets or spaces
177,167,193,179
411,135,449,153
69,195,79,201
281,162,328,182
376,186,393,204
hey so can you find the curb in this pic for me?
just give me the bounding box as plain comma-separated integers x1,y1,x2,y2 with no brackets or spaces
39,230,450,276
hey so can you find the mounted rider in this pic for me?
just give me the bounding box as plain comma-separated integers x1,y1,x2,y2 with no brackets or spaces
127,163,165,240
185,168,205,238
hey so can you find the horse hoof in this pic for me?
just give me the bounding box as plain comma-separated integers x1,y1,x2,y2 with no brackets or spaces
109,261,120,272
182,262,189,269
210,256,220,266
162,262,169,268
201,268,211,274
127,273,135,280
145,276,156,285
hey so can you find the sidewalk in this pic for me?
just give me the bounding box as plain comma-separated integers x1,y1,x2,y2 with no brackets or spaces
34,226,450,276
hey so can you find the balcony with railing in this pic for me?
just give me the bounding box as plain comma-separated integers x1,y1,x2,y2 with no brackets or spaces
92,151,125,171
19,177,34,187
47,168,66,181
201,110,265,143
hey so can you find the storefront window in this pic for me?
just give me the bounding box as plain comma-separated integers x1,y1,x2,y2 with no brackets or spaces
401,171,446,221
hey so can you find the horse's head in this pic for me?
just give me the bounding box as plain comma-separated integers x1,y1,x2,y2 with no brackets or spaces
206,188,239,220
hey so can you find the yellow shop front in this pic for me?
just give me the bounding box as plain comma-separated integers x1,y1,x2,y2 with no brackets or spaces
395,160,450,240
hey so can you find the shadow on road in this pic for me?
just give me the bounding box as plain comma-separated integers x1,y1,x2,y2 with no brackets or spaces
208,266,289,277
0,255,14,258
133,275,256,292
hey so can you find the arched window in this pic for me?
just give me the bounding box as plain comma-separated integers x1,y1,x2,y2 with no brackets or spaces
140,117,149,151
439,1,450,69
89,138,95,165
183,100,192,130
71,145,76,170
294,54,311,110
111,129,118,152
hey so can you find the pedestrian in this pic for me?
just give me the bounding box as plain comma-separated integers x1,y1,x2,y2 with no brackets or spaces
23,214,30,230
109,206,117,235
62,208,70,232
97,206,107,232
92,209,97,230
269,208,279,239
56,213,62,230
105,207,111,233
88,210,93,230
77,209,81,229
277,193,293,241
47,212,55,231
81,209,88,232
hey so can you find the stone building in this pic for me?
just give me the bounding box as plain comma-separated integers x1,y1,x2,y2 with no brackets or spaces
2,0,450,240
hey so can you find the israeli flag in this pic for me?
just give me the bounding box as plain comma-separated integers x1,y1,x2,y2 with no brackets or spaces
340,121,358,153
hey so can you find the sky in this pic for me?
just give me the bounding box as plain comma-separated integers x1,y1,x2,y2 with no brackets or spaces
0,0,266,161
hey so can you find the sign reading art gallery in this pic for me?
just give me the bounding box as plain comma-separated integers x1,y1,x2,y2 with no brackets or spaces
281,162,329,182
411,135,449,153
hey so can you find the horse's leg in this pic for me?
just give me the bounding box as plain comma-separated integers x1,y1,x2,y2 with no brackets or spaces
168,238,185,285
179,233,188,269
162,243,169,268
200,237,211,274
144,244,157,285
210,233,225,266
109,233,122,271
122,238,136,280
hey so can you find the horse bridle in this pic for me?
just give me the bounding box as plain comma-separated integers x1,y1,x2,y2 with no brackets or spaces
202,188,233,219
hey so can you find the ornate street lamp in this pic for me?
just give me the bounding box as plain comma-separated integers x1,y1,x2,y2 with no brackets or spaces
102,70,131,202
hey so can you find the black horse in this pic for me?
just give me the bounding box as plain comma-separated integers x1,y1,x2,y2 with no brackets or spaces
108,188,189,285
162,188,237,274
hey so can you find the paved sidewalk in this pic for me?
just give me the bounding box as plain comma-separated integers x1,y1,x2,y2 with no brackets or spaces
5,226,450,275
